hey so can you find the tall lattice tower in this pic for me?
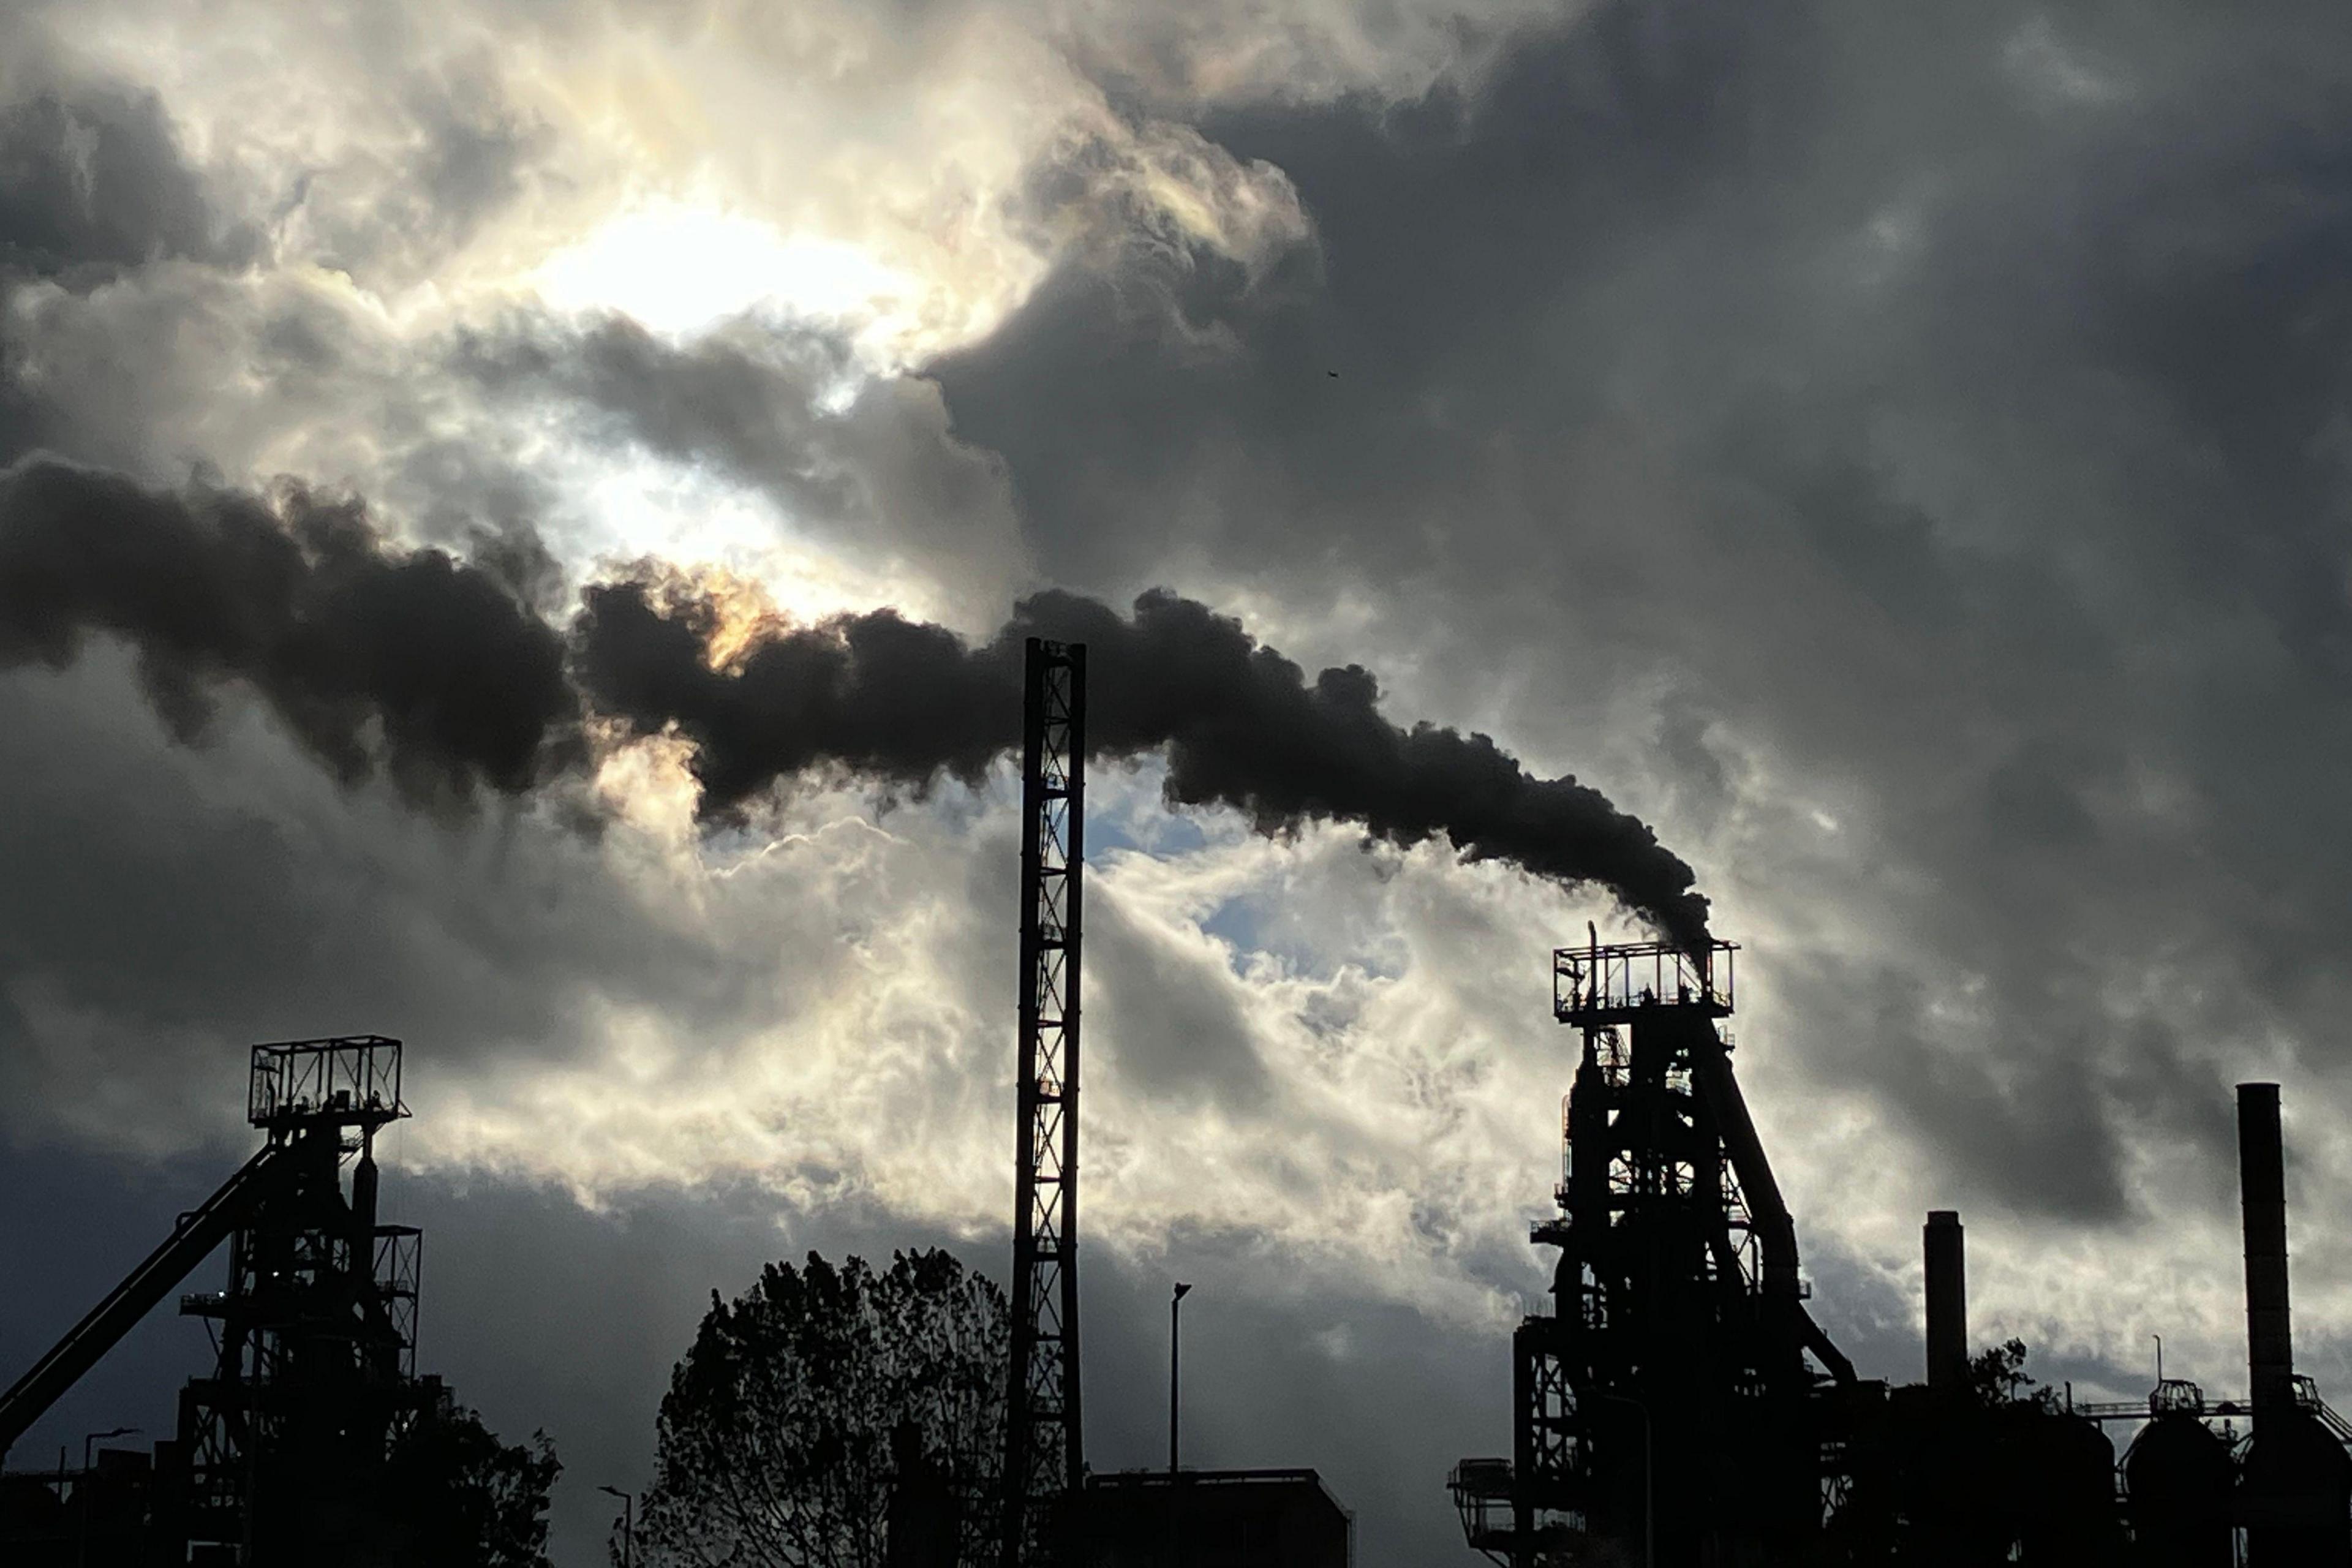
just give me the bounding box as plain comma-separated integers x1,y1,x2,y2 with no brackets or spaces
1001,638,1087,1566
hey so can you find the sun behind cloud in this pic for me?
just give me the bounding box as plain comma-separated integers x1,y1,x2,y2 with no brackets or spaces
534,202,916,349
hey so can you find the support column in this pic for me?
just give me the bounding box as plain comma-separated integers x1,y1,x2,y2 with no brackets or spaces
1001,639,1087,1567
1924,1211,1967,1395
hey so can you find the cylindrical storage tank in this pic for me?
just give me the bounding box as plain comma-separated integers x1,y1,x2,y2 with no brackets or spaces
2017,1412,2120,1564
2242,1408,2352,1567
2124,1415,2234,1567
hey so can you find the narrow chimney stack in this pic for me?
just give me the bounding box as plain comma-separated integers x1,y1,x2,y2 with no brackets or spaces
2239,1083,2294,1422
1925,1210,1967,1394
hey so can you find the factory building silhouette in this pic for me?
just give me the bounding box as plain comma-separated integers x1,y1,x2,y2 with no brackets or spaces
0,1037,448,1564
4,638,2352,1564
1449,951,2352,1566
0,641,1354,1567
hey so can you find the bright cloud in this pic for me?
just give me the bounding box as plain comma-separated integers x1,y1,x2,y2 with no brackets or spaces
537,204,922,355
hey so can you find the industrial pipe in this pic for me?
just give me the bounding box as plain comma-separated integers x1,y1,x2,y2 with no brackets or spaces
1688,1033,1798,1299
1687,1029,1856,1384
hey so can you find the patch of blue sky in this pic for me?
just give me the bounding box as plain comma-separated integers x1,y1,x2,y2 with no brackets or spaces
1080,760,1360,979
1084,754,1208,859
1199,894,1272,962
1088,807,1210,860
1197,882,1411,986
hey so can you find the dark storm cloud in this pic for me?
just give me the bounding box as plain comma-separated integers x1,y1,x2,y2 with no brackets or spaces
0,78,244,278
0,458,578,808
929,0,1829,587
462,315,869,522
405,77,549,257
40,6,2352,1561
306,66,554,283
0,65,259,462
20,0,2345,1233
456,313,1025,590
1781,12,2352,1211
0,635,778,1139
575,577,1713,946
899,0,2352,1225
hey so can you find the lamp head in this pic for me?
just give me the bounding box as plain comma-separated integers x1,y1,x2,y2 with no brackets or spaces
1173,1282,1192,1301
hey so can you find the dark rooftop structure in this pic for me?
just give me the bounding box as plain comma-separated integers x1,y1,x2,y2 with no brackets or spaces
1070,1469,1351,1568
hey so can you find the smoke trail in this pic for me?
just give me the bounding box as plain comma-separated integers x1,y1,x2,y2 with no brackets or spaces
0,459,1709,944
571,573,1017,805
576,577,1711,947
0,458,575,804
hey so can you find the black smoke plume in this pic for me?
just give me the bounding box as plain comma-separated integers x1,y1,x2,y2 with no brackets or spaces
0,459,1708,944
576,578,1711,947
0,458,575,804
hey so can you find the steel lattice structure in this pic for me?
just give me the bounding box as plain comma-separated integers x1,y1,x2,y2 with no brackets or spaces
1457,938,1858,1567
178,1036,434,1563
0,1035,449,1563
1001,638,1087,1566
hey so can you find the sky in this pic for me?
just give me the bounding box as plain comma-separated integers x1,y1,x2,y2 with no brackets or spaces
7,1,2352,1562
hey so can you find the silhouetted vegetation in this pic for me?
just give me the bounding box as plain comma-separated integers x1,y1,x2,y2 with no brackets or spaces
1967,1337,2060,1413
377,1402,562,1568
632,1248,1007,1568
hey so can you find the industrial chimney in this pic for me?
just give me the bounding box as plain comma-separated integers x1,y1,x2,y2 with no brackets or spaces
1925,1210,1967,1395
2239,1083,2294,1423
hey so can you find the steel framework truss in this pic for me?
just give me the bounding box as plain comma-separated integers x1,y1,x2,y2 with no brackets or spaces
1002,639,1087,1567
1458,938,1852,1567
179,1036,434,1563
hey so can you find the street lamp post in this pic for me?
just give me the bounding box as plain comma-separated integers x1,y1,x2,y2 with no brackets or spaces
1170,1283,1191,1568
1591,1393,1652,1568
598,1485,636,1568
1170,1283,1191,1477
79,1427,138,1568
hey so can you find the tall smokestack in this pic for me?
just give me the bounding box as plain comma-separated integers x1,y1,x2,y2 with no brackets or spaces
1924,1210,1967,1394
2239,1083,2294,1422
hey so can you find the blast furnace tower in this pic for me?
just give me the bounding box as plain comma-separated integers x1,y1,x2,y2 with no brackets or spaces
0,1035,437,1566
176,1036,431,1561
1455,936,1855,1566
